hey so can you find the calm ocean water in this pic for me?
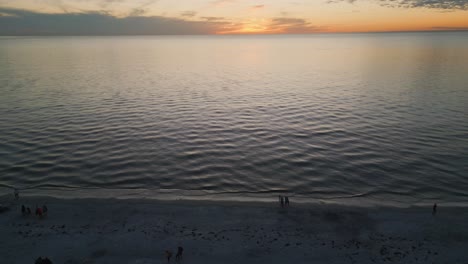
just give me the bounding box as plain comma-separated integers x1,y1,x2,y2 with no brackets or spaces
1,33,467,205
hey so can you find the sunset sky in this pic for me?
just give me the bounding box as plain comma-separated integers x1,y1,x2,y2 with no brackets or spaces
0,0,467,35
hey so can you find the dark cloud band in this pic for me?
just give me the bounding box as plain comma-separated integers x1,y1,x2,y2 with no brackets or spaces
332,0,468,10
0,8,226,35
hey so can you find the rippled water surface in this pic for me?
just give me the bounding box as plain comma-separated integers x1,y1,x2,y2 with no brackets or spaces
1,33,467,205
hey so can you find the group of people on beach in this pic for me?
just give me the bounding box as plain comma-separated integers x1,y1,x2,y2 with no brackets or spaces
278,195,290,207
22,204,48,218
11,188,49,218
165,246,184,263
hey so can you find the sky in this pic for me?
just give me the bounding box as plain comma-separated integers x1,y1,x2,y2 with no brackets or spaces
0,0,467,35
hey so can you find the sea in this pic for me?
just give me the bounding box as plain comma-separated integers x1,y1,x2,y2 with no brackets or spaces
1,32,467,206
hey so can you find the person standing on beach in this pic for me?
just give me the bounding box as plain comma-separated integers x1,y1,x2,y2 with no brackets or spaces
35,205,43,218
285,196,289,207
165,250,173,263
176,246,184,261
14,188,19,200
280,196,284,207
432,203,437,215
35,257,53,264
35,257,44,264
21,205,26,215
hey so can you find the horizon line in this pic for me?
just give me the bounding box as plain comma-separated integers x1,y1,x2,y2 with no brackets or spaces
1,29,468,37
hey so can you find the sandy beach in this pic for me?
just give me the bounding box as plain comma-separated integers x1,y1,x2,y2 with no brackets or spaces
1,196,468,264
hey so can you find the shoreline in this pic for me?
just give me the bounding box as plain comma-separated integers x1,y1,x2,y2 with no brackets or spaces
2,187,467,208
2,196,468,263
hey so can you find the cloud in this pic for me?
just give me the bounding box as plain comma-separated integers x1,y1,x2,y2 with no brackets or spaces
41,0,73,13
0,8,229,35
0,11,18,17
181,11,197,17
201,16,226,21
128,0,158,16
128,8,146,16
96,0,126,9
251,4,265,9
329,0,468,10
36,0,157,14
432,26,468,30
271,17,306,25
404,0,468,9
211,0,237,6
216,16,324,34
270,17,324,34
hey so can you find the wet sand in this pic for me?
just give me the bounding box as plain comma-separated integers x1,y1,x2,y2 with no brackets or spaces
1,196,468,264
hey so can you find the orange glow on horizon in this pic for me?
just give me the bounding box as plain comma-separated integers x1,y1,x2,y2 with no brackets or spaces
1,0,468,35
214,10,468,35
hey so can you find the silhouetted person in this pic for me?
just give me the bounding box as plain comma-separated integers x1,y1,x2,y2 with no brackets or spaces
42,205,48,216
432,203,437,215
285,196,290,206
35,206,43,218
22,205,26,215
27,207,31,215
165,250,173,263
35,257,53,264
176,246,184,261
14,188,19,200
280,196,284,207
